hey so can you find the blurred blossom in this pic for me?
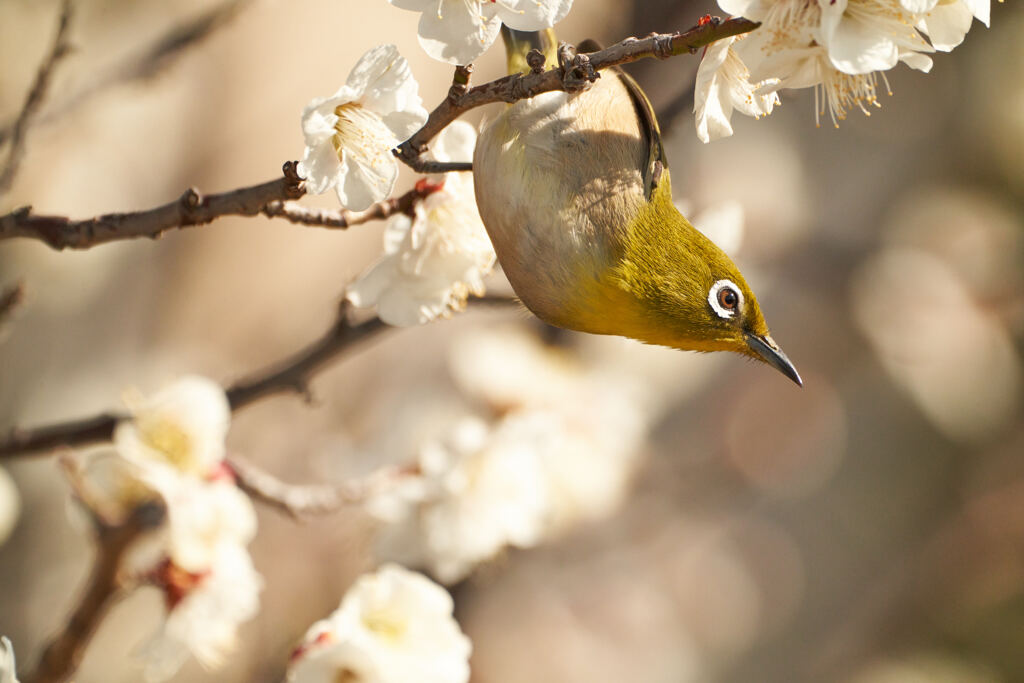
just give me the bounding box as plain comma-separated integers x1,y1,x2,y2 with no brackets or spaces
450,327,649,529
288,564,471,683
368,326,650,581
694,35,779,143
677,199,747,257
373,415,552,583
114,375,230,479
142,543,263,682
388,0,573,65
848,652,1001,683
851,248,1022,443
726,374,847,496
298,45,428,211
0,467,19,546
0,637,17,683
882,187,1022,305
157,476,257,574
72,374,261,680
346,122,496,326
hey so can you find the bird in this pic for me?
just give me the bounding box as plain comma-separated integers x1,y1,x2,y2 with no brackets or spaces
472,27,802,386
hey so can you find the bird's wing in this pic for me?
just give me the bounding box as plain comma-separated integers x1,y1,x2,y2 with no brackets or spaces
578,39,667,201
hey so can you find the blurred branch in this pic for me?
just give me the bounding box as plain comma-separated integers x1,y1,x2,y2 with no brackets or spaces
25,500,165,683
0,0,256,149
0,167,448,250
395,16,757,168
0,295,518,459
0,0,75,197
0,282,26,327
229,456,421,519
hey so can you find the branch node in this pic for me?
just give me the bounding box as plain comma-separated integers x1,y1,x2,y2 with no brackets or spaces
526,49,546,74
282,160,305,198
448,64,473,101
557,42,599,92
649,32,675,59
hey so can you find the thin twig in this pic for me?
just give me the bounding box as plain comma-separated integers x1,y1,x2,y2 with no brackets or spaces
0,0,255,149
0,167,448,250
0,295,518,459
261,179,445,229
394,17,758,169
24,501,166,683
229,456,421,519
0,0,75,196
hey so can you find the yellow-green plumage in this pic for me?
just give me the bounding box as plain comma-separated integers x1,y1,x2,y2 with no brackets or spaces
473,28,800,384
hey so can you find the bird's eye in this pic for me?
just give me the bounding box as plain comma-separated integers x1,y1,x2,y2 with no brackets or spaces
708,279,743,320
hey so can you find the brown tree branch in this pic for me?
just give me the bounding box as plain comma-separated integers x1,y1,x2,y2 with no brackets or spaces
0,0,75,197
229,456,421,519
0,295,518,459
0,0,256,149
0,282,25,327
25,501,166,683
0,166,448,250
394,17,758,168
1,162,305,250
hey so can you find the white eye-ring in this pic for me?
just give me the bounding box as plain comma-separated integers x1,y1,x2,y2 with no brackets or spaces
708,279,743,319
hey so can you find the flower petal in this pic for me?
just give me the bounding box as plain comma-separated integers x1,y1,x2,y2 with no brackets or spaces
495,0,574,31
920,1,975,51
298,138,343,195
416,1,503,65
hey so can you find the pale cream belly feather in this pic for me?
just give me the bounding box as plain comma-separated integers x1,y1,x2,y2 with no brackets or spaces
473,73,649,333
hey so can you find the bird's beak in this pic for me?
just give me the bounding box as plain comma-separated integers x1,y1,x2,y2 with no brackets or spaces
745,333,802,387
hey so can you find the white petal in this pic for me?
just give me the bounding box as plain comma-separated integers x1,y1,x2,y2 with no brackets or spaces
495,0,573,31
0,637,17,683
963,0,990,26
298,139,343,195
900,50,933,72
359,50,428,137
0,467,19,547
825,13,900,74
718,0,765,18
899,0,940,11
389,0,433,9
416,1,503,65
336,149,398,212
920,1,975,51
344,45,404,98
431,121,477,163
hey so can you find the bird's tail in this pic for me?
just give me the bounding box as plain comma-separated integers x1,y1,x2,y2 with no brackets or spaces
501,26,558,75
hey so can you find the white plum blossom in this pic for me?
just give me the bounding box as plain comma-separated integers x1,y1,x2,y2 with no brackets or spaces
157,475,257,574
700,0,1001,136
298,45,428,211
115,375,230,479
74,374,261,682
916,0,994,51
346,122,496,326
368,326,651,581
694,35,779,143
0,637,18,683
389,0,574,65
142,543,263,682
288,564,471,683
0,467,19,547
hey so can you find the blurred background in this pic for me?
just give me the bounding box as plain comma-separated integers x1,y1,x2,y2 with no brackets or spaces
1,0,1023,681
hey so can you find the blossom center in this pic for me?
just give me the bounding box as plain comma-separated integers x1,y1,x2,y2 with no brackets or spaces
362,609,408,643
139,417,196,471
331,102,394,164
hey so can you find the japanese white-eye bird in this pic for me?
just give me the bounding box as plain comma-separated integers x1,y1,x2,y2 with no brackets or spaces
472,28,802,385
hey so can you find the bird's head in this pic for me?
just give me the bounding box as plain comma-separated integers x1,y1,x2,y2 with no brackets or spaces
607,174,802,386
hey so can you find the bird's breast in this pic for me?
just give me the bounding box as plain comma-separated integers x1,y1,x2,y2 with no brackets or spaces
473,74,649,333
